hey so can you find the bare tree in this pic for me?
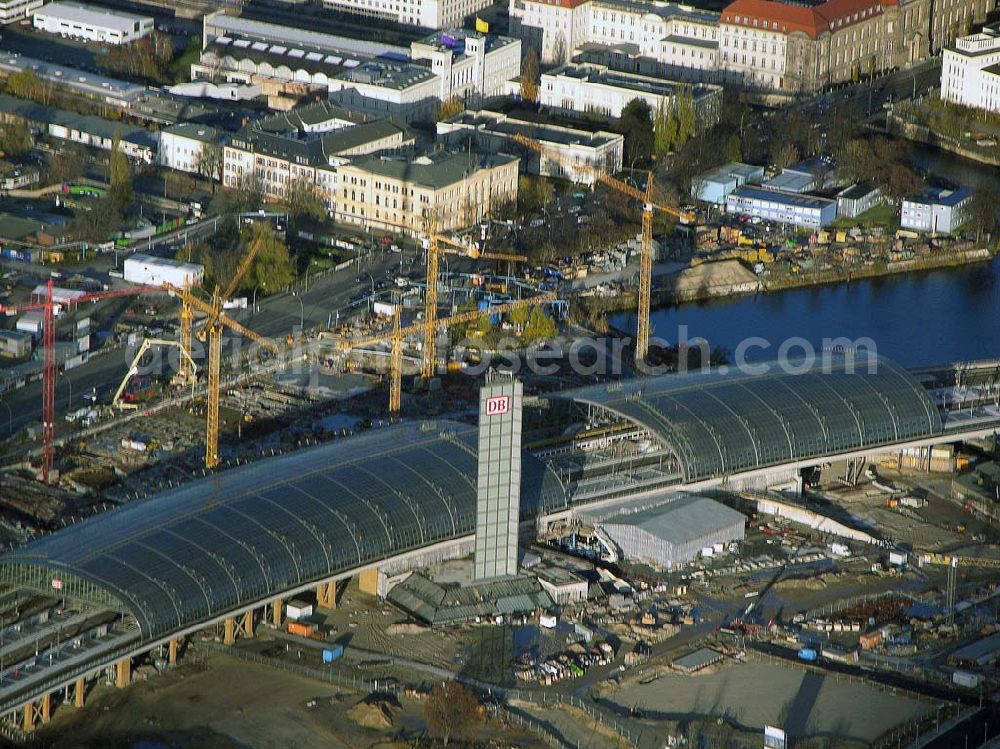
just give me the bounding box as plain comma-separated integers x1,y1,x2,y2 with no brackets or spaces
423,681,481,746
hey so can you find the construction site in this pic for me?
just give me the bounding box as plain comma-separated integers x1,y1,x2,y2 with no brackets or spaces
1,134,1000,749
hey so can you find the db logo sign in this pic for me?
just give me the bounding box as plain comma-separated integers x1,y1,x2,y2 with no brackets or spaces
486,395,510,416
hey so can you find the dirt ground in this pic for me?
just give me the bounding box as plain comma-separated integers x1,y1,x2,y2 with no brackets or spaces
34,650,547,749
608,659,929,745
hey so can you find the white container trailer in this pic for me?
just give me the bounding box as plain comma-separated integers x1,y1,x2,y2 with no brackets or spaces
888,551,908,566
953,670,983,689
286,599,313,621
123,254,204,289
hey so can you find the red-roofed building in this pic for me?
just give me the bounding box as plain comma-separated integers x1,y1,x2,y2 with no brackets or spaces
718,0,990,93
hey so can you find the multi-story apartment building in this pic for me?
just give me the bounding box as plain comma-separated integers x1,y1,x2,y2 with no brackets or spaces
159,123,221,176
222,118,413,208
437,109,624,184
334,151,519,233
941,23,1000,113
0,0,41,23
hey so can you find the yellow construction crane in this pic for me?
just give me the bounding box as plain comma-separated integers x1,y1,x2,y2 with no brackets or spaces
163,282,280,468
337,293,555,415
512,133,693,362
419,227,528,379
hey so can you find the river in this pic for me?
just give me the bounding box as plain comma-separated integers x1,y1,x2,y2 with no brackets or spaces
612,145,1000,368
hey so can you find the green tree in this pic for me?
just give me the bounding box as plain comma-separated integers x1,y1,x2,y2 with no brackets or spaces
243,222,295,293
438,95,464,121
520,48,540,103
423,680,481,746
653,99,678,157
0,122,32,157
617,98,654,165
522,305,556,343
723,134,742,163
108,131,133,213
509,303,531,327
282,176,327,222
675,86,697,148
5,69,44,100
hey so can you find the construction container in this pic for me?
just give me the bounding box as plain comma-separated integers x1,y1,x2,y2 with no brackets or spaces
539,613,557,629
16,311,43,338
797,648,817,662
953,670,983,689
888,551,908,566
286,599,313,620
0,330,32,358
322,645,344,663
288,621,314,638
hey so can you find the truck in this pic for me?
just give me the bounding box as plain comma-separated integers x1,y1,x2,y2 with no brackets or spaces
322,645,344,663
797,648,818,662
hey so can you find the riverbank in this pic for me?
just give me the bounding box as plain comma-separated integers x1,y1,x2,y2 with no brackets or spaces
892,116,1000,167
582,246,995,314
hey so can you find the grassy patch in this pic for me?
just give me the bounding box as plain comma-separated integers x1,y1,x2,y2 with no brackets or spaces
830,202,899,231
171,36,202,84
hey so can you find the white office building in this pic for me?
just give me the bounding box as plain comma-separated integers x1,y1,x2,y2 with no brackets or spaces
726,185,837,228
941,23,1000,114
322,0,491,29
510,0,719,77
437,109,623,185
158,123,220,176
0,0,42,23
539,63,722,121
33,1,153,45
901,186,972,234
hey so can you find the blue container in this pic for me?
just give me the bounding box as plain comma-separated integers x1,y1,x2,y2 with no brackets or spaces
798,648,817,662
322,645,344,663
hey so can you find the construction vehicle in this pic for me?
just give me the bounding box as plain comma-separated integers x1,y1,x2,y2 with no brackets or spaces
337,293,556,414
512,133,693,362
0,279,162,484
112,338,197,410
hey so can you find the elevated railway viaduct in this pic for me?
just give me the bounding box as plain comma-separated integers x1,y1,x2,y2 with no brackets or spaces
0,354,997,732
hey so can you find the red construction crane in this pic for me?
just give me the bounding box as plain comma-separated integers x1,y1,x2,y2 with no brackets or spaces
0,278,163,484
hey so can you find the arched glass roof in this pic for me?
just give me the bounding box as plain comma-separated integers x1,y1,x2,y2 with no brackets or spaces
0,422,565,640
558,355,942,482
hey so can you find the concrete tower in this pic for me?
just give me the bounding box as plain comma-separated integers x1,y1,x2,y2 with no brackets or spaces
474,371,523,581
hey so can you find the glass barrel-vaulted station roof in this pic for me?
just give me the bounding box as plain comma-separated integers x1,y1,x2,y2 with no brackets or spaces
0,422,565,640
557,354,943,482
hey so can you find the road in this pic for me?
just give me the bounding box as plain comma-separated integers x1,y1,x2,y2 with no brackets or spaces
0,241,424,443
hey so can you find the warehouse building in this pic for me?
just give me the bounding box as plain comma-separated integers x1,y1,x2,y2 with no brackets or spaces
33,1,153,45
726,186,837,228
591,494,745,570
123,254,204,288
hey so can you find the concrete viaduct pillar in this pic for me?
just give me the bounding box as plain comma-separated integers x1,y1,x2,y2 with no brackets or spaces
315,581,336,610
74,677,85,708
359,567,384,598
115,658,131,688
272,597,283,628
168,638,180,665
